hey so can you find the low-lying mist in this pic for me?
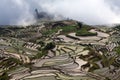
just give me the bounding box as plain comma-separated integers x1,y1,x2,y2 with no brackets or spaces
0,0,120,25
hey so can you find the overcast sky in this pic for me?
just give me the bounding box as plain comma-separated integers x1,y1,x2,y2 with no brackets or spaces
0,0,120,25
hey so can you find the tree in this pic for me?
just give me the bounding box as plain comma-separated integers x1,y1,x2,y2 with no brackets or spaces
77,22,83,29
38,41,45,47
44,42,55,50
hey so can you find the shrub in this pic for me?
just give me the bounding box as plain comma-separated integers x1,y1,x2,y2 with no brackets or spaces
44,42,55,50
38,41,45,47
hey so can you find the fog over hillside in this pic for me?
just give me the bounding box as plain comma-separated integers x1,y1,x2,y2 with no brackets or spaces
0,0,120,25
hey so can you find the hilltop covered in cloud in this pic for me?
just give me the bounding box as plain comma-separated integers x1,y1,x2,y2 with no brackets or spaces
0,0,120,25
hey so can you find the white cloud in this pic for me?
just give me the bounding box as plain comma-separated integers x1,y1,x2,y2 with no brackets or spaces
0,0,36,25
11,0,36,25
38,0,120,25
0,0,120,25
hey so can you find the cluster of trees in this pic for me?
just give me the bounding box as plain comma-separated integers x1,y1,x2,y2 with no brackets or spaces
33,41,55,59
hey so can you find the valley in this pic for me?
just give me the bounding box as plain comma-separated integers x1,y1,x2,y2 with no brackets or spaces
0,20,120,80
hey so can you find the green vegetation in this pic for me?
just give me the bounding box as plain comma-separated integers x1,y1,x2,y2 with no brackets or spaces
77,22,83,29
0,72,10,80
42,23,96,37
76,25,97,36
114,25,120,31
89,63,100,72
79,46,116,72
0,20,119,80
33,50,47,59
61,25,77,33
76,30,97,36
33,42,55,59
42,28,59,35
44,42,56,50
0,57,22,70
37,41,45,47
42,25,77,35
114,46,120,55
